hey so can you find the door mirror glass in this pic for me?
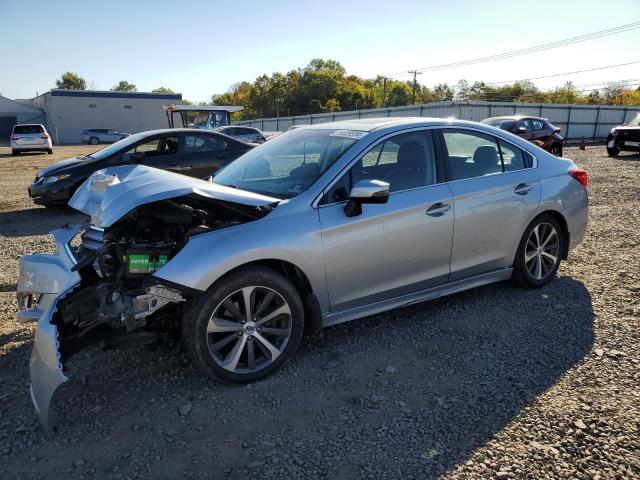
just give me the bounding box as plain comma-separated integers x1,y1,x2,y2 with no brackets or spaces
344,179,389,217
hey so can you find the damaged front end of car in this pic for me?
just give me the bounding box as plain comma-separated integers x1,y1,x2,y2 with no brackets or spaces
17,165,279,431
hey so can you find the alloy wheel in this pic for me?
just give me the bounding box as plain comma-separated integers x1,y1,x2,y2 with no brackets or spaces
206,286,292,373
524,223,560,280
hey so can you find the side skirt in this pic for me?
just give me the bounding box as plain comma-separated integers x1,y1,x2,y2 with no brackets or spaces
322,267,513,327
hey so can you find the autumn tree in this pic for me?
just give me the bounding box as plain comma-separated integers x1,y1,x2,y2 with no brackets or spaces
55,72,87,90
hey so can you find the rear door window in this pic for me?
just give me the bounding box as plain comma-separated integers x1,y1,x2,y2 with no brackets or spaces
441,129,502,180
497,140,526,171
13,125,44,134
185,134,224,152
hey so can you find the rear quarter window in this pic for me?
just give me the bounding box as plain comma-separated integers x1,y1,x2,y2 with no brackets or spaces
13,125,44,134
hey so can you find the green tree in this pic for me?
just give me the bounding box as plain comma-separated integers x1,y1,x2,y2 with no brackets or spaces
152,86,175,94
111,80,137,92
55,72,87,90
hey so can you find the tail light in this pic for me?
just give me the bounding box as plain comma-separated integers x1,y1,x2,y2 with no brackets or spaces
11,136,20,141
570,167,588,188
41,134,49,139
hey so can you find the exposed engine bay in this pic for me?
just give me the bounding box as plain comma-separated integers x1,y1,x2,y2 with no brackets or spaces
55,194,274,359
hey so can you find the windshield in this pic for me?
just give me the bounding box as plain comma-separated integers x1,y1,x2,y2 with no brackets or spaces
87,132,148,160
628,115,640,127
213,128,363,198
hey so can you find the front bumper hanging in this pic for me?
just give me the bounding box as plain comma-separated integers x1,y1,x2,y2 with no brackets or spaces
17,227,82,431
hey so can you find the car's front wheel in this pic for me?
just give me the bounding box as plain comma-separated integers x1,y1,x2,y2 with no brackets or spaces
183,266,305,384
511,214,563,288
89,137,99,145
606,146,620,156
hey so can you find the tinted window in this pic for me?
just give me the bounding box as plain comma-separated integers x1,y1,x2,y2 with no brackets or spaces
442,130,501,180
531,119,545,131
324,130,437,202
498,140,526,171
185,134,223,152
517,119,532,133
122,136,179,161
13,125,44,134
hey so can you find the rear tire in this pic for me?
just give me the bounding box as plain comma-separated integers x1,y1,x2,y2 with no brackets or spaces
89,137,99,145
511,214,564,288
182,266,305,384
550,145,562,157
47,149,53,155
11,149,19,155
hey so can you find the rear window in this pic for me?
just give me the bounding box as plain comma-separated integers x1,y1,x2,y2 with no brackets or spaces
13,125,44,134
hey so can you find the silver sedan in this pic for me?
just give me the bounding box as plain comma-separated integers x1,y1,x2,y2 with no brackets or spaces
17,118,588,429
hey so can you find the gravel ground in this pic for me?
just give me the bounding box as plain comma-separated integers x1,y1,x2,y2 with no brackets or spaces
0,145,638,479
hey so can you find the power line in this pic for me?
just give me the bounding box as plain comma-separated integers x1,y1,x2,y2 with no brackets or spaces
387,21,640,78
485,61,640,86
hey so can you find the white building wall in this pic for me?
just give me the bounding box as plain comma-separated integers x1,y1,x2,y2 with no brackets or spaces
34,90,182,144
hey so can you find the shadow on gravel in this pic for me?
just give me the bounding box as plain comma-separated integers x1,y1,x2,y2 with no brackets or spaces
1,276,594,478
0,152,48,160
612,152,640,161
0,208,86,237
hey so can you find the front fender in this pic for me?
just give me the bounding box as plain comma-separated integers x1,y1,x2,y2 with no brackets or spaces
153,209,330,312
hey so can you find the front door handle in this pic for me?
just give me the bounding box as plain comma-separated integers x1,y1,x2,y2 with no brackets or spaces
426,202,451,217
514,183,533,195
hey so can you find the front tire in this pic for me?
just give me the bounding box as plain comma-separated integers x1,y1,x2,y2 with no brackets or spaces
511,214,563,288
89,137,99,145
606,146,620,156
549,145,562,157
183,266,305,384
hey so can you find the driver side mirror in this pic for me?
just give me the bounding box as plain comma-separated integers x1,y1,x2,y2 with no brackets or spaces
344,179,390,217
516,127,527,134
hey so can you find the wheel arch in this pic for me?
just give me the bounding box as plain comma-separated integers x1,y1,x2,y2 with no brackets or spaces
213,259,323,336
530,210,570,260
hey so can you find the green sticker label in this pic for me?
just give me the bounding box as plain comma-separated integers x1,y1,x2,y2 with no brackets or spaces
127,254,168,273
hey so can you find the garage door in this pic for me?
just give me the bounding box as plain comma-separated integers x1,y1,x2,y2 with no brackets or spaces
0,116,17,142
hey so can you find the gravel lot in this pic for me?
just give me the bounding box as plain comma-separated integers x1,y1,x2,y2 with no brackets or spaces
0,145,638,479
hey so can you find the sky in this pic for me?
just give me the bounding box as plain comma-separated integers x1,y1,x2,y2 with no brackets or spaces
0,0,639,102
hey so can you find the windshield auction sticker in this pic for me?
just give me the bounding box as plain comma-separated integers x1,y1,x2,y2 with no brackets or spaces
329,130,368,139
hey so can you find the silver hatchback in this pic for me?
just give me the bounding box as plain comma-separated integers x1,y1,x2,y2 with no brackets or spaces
18,118,588,429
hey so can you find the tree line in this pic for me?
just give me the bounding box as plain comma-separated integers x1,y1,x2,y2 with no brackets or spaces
54,60,640,120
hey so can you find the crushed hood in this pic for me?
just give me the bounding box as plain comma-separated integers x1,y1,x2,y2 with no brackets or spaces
69,164,281,228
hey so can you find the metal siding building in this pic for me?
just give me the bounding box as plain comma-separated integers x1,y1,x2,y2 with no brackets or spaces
0,96,46,141
20,89,183,144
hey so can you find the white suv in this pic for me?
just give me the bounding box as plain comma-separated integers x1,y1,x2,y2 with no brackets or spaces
11,124,53,155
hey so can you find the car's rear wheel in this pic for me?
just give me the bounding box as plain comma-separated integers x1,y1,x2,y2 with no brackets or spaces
11,149,19,155
550,145,562,157
47,149,53,155
606,146,620,156
183,266,305,384
511,214,563,288
89,137,99,145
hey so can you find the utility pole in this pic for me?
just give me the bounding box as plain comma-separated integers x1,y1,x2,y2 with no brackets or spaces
408,70,422,104
382,77,388,108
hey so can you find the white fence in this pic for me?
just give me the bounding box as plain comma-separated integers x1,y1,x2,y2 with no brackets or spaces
235,101,640,141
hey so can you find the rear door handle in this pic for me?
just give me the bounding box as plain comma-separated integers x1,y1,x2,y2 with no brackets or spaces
426,202,451,217
514,183,533,195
